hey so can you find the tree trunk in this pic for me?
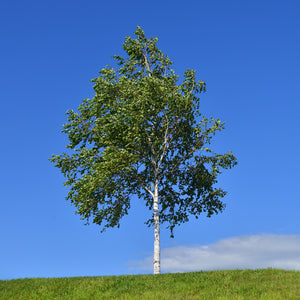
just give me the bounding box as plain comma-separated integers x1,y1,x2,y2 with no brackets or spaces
153,178,160,274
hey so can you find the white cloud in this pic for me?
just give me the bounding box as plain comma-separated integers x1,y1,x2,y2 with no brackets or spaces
131,234,300,272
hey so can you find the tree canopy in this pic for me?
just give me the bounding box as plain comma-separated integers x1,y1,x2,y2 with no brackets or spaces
50,26,237,274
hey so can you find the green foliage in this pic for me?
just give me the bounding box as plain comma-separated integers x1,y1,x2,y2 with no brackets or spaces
50,26,237,236
1,269,299,299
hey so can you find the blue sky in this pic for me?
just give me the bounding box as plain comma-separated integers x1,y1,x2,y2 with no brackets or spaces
1,0,300,280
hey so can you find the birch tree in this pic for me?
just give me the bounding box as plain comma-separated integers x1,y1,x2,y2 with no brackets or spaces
50,27,237,274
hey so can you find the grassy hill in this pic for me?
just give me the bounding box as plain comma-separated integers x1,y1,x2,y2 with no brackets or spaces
1,269,299,299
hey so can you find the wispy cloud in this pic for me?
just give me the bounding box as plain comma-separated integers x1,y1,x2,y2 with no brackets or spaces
130,234,300,272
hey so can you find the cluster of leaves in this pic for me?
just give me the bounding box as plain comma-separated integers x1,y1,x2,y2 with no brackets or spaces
50,26,237,237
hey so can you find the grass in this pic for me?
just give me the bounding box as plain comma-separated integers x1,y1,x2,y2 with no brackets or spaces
0,269,299,299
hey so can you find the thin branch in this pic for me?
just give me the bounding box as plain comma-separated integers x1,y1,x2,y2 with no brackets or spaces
157,116,179,171
143,46,151,76
133,167,154,198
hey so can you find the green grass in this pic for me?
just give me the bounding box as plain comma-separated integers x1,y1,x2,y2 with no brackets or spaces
1,269,299,299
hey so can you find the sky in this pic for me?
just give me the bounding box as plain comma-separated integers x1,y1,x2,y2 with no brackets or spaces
0,0,299,280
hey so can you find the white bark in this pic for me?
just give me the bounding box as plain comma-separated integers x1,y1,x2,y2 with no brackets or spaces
153,178,160,274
